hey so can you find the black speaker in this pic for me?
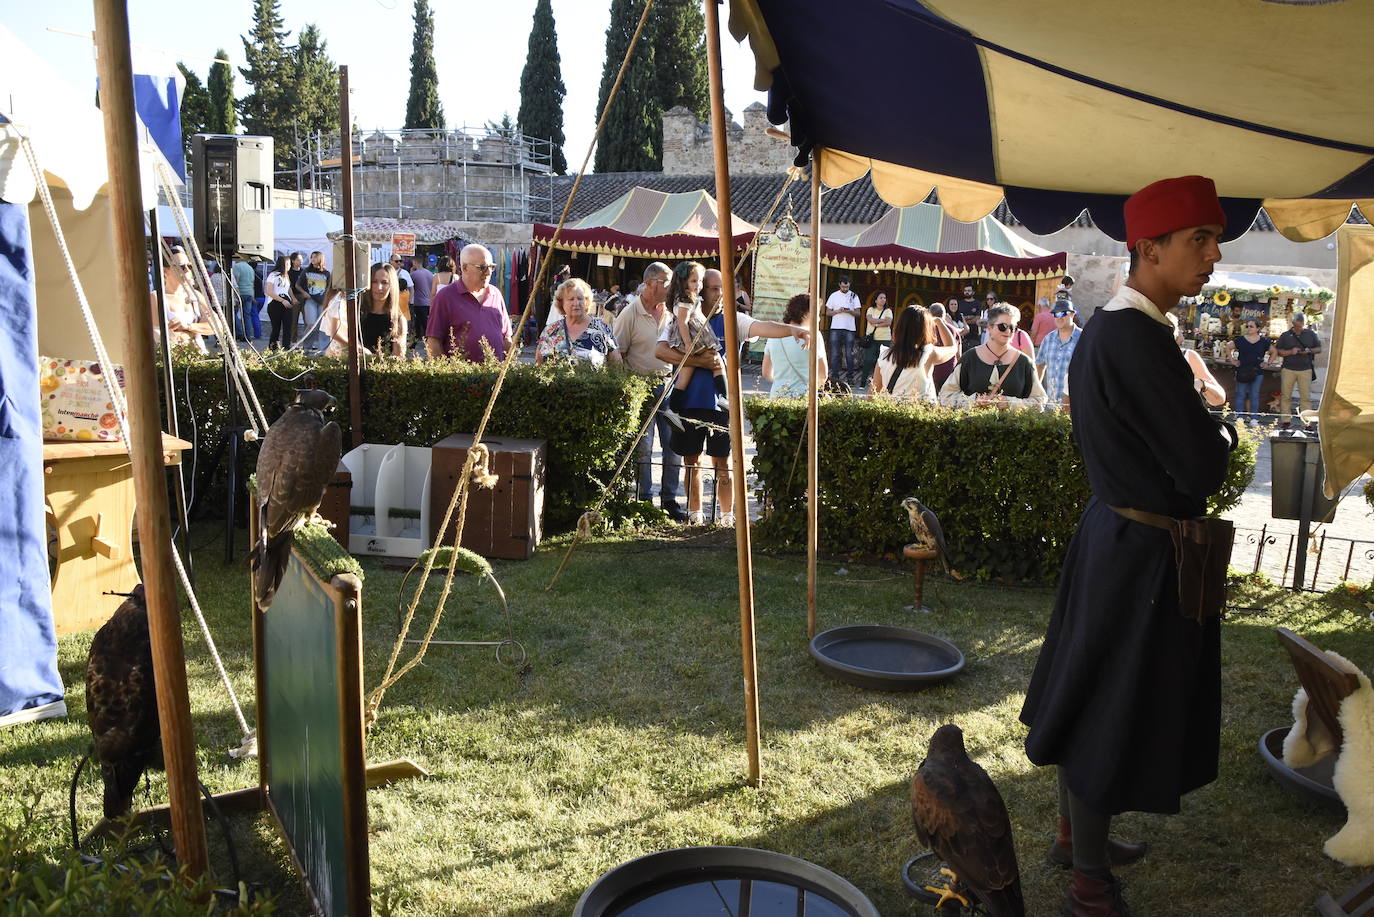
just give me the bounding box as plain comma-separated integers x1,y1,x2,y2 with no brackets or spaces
191,134,273,259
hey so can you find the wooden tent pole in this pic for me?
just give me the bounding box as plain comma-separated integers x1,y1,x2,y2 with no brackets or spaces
340,66,362,448
91,0,208,879
806,161,821,638
704,0,762,787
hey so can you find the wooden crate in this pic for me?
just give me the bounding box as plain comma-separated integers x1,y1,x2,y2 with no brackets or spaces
318,463,352,549
429,435,545,560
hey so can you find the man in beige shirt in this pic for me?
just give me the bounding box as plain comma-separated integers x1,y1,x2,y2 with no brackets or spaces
613,262,684,521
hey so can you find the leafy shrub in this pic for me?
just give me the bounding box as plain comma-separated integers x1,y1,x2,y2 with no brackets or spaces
745,398,1258,583
0,791,273,914
172,352,654,532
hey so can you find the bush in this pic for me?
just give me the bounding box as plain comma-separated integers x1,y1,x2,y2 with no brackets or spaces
744,398,1258,583
172,352,654,532
0,791,274,914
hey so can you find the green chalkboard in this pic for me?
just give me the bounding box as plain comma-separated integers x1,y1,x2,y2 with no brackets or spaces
254,542,368,917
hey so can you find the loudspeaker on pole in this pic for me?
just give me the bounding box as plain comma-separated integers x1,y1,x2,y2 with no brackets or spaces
191,134,273,260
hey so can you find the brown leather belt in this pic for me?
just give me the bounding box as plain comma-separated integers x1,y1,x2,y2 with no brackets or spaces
1109,505,1234,624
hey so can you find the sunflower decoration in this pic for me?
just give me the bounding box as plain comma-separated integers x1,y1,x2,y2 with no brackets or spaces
1267,285,1284,301
1213,290,1231,307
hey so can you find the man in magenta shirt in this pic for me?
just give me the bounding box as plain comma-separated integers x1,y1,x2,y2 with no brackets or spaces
426,243,513,361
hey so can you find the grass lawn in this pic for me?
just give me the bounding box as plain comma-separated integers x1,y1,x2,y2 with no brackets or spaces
2,523,1371,915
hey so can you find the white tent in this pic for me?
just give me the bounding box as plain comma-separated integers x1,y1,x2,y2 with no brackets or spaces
155,206,344,268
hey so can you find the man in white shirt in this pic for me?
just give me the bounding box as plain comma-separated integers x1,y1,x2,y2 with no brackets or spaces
825,276,860,384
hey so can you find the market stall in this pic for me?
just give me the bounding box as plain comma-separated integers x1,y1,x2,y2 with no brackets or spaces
819,201,1067,332
1180,271,1334,413
533,186,757,308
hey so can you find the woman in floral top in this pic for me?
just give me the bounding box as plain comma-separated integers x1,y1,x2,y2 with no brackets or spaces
535,278,622,367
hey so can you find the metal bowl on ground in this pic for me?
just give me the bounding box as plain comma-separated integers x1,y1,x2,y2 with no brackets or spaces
809,625,965,691
1258,726,1344,813
572,846,880,917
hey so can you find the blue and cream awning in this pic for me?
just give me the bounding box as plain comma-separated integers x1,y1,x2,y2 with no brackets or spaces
728,0,1374,242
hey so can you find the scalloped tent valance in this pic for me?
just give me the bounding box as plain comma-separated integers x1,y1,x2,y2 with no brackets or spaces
535,187,758,259
727,0,1374,242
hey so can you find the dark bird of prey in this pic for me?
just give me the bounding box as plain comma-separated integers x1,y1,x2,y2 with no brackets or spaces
253,388,342,609
902,496,949,572
911,724,1024,917
86,586,161,819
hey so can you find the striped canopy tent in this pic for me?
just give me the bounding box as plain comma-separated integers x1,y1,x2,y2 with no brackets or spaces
534,186,756,259
822,201,1065,280
727,0,1374,242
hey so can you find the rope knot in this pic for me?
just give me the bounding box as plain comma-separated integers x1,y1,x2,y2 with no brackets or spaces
468,443,499,489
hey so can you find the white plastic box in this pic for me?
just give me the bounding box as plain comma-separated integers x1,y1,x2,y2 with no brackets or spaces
341,443,432,558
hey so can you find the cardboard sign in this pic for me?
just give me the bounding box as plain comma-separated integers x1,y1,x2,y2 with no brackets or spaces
391,233,416,256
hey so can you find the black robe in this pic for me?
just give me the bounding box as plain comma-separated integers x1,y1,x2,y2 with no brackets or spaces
1019,303,1235,816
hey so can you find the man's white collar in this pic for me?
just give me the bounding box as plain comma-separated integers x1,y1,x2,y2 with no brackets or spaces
1102,285,1173,327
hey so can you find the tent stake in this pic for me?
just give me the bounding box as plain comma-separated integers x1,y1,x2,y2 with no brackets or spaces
92,0,208,880
807,162,821,638
704,0,762,787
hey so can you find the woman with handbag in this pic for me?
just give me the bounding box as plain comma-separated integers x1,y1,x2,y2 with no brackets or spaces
858,291,893,388
1228,318,1273,423
535,278,622,367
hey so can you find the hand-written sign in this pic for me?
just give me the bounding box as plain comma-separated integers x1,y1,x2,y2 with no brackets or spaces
752,216,812,326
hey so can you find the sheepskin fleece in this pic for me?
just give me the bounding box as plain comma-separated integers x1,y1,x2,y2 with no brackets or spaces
1326,655,1374,867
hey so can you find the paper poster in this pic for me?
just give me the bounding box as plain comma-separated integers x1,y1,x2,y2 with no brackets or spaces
752,216,812,326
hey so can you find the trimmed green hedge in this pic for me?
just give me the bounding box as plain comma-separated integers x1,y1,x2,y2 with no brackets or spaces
744,398,1259,583
174,353,654,532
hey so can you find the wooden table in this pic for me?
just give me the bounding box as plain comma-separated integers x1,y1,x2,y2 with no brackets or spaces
43,433,191,634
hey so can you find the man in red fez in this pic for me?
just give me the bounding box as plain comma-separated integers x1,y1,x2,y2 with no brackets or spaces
1020,176,1238,916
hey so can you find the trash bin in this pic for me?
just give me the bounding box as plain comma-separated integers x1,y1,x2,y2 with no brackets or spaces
1270,431,1340,523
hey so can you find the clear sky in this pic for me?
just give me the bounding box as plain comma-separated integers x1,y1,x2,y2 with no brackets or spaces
5,0,768,173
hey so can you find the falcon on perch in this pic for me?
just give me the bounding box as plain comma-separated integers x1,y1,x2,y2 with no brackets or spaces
253,389,342,609
911,724,1024,917
902,496,949,572
86,586,160,819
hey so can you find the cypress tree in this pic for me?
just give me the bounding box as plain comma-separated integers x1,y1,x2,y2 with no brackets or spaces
238,0,292,145
652,0,708,121
290,24,340,139
207,50,238,135
594,0,659,173
404,0,445,131
517,0,568,174
177,63,212,156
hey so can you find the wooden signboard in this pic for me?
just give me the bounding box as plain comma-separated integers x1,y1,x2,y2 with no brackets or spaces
252,525,369,917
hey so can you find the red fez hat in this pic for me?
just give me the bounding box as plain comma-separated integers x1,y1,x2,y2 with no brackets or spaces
1124,175,1226,251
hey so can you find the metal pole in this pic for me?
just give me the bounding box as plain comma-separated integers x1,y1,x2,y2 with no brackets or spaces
704,0,761,787
1293,437,1318,591
806,163,821,638
341,67,362,448
92,0,208,879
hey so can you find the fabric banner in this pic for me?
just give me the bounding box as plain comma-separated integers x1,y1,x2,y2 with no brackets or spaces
1319,226,1374,498
752,216,812,326
0,200,63,722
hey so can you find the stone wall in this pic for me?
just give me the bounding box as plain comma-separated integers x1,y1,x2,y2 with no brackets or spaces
661,103,794,175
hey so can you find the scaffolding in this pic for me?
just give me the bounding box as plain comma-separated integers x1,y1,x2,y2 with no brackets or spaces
299,125,554,223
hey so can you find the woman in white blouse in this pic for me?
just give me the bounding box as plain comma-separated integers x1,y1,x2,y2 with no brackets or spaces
869,306,958,401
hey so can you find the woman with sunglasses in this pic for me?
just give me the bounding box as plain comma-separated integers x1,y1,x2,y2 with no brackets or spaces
939,302,1047,409
1227,317,1274,423
870,305,957,401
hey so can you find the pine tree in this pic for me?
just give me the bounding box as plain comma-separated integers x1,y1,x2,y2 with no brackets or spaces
404,0,445,131
594,0,660,173
177,63,212,155
290,25,340,139
238,0,292,145
517,0,567,174
207,50,237,134
652,0,708,121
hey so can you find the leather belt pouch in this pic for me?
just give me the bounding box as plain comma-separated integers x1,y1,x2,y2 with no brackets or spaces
1110,506,1234,623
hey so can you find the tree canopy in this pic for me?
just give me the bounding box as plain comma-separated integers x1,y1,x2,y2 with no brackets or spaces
517,0,568,174
177,63,211,157
207,50,238,135
404,0,445,131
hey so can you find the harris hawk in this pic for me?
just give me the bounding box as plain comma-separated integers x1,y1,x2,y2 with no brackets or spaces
86,585,161,819
911,723,1024,916
253,388,342,609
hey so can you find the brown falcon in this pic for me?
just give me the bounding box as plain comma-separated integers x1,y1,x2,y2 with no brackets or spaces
911,724,1024,916
253,389,342,609
902,496,949,573
86,586,161,819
